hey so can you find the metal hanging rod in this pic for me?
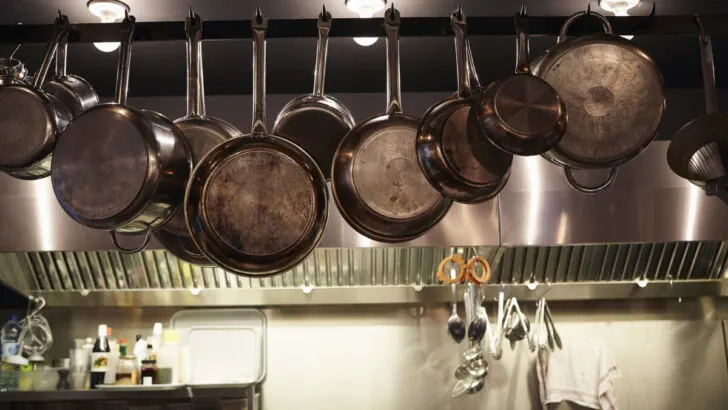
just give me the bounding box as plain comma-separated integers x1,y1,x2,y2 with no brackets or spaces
0,14,727,44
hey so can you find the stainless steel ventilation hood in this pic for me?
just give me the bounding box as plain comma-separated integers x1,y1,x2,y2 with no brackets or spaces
1,142,728,306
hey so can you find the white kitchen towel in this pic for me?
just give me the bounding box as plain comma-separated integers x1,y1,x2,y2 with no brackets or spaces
536,339,619,410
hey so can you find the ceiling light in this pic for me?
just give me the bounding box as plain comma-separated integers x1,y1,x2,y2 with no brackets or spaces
346,0,386,47
87,0,130,52
598,0,639,40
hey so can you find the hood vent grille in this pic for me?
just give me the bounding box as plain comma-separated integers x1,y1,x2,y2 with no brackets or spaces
13,241,727,294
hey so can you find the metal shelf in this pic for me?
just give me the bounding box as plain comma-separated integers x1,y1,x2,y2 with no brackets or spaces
0,13,726,44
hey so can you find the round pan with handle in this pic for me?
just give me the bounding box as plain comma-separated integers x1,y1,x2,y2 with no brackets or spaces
184,7,329,276
668,14,728,190
416,8,512,204
533,10,665,193
51,14,192,253
0,13,71,180
476,6,566,156
43,14,99,120
156,9,244,265
331,5,452,242
273,6,355,180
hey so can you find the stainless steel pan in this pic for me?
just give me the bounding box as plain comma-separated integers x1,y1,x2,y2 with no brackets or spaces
533,11,665,193
184,8,329,276
416,8,511,204
0,16,70,180
476,7,566,156
668,15,728,188
331,6,452,242
156,9,243,265
273,7,355,180
52,15,192,253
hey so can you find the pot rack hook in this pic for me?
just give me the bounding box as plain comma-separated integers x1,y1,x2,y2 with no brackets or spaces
456,4,463,20
28,295,46,318
585,3,591,16
255,5,263,24
321,4,330,21
694,13,706,35
389,2,396,19
519,4,527,16
534,280,552,299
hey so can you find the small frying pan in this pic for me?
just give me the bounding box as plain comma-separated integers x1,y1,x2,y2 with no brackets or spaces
155,9,243,265
416,8,512,204
184,8,329,276
331,6,452,242
273,7,355,180
667,14,728,191
476,7,566,156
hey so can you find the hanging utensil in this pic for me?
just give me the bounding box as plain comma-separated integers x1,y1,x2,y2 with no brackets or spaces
0,43,28,86
442,255,466,343
273,6,355,180
0,13,71,180
51,14,192,253
476,6,566,156
544,301,562,349
533,10,665,193
416,8,512,204
155,9,244,265
42,14,99,119
331,6,452,242
184,7,329,276
667,14,728,190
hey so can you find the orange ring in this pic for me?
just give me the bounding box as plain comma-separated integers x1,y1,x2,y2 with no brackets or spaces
437,254,466,283
467,256,491,284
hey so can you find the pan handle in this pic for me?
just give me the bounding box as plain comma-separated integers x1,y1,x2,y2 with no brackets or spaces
185,9,205,117
451,7,471,98
384,6,403,116
563,166,618,194
33,14,68,88
557,11,612,44
251,7,269,135
313,6,332,97
110,226,153,254
514,6,530,74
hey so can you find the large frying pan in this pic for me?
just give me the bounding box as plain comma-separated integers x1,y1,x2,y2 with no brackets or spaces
331,6,452,242
184,8,328,276
533,10,665,193
668,15,728,193
416,8,512,204
273,7,355,180
156,9,243,266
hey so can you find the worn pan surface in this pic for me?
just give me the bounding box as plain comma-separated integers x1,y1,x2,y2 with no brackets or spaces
273,7,355,180
184,9,328,276
476,7,566,156
416,8,511,204
668,16,728,186
156,10,243,265
331,7,452,242
52,15,192,253
0,17,70,180
533,11,665,193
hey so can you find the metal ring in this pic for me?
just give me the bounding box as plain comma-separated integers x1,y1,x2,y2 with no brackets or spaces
110,225,153,254
437,254,466,284
557,10,613,44
466,256,491,284
564,166,618,194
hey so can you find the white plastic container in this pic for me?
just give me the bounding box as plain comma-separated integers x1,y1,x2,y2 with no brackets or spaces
155,329,180,384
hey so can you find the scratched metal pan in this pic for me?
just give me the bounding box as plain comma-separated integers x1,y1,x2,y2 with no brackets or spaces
184,9,328,276
155,10,243,266
273,7,355,180
331,6,452,242
416,8,512,204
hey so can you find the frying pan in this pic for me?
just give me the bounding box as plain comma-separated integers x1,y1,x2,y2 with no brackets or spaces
52,15,192,253
667,15,728,192
43,14,99,119
416,8,512,204
331,6,452,242
533,10,665,193
0,17,70,180
476,7,566,156
184,8,329,276
155,9,243,265
273,7,355,180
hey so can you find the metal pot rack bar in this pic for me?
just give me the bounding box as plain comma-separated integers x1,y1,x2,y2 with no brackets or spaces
0,10,727,44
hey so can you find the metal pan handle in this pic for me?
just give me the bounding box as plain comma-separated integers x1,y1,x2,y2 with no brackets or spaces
563,166,618,193
384,6,403,116
53,13,69,78
695,14,719,114
251,7,268,135
110,226,152,254
114,14,135,106
33,13,68,88
514,6,530,74
451,7,471,99
313,6,332,97
185,8,205,117
557,10,613,44
464,39,481,88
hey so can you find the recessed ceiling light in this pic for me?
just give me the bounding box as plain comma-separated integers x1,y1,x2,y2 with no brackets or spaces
87,0,130,52
598,0,639,40
346,0,386,47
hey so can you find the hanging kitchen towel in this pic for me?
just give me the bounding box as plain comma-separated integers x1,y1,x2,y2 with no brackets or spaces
536,339,619,410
